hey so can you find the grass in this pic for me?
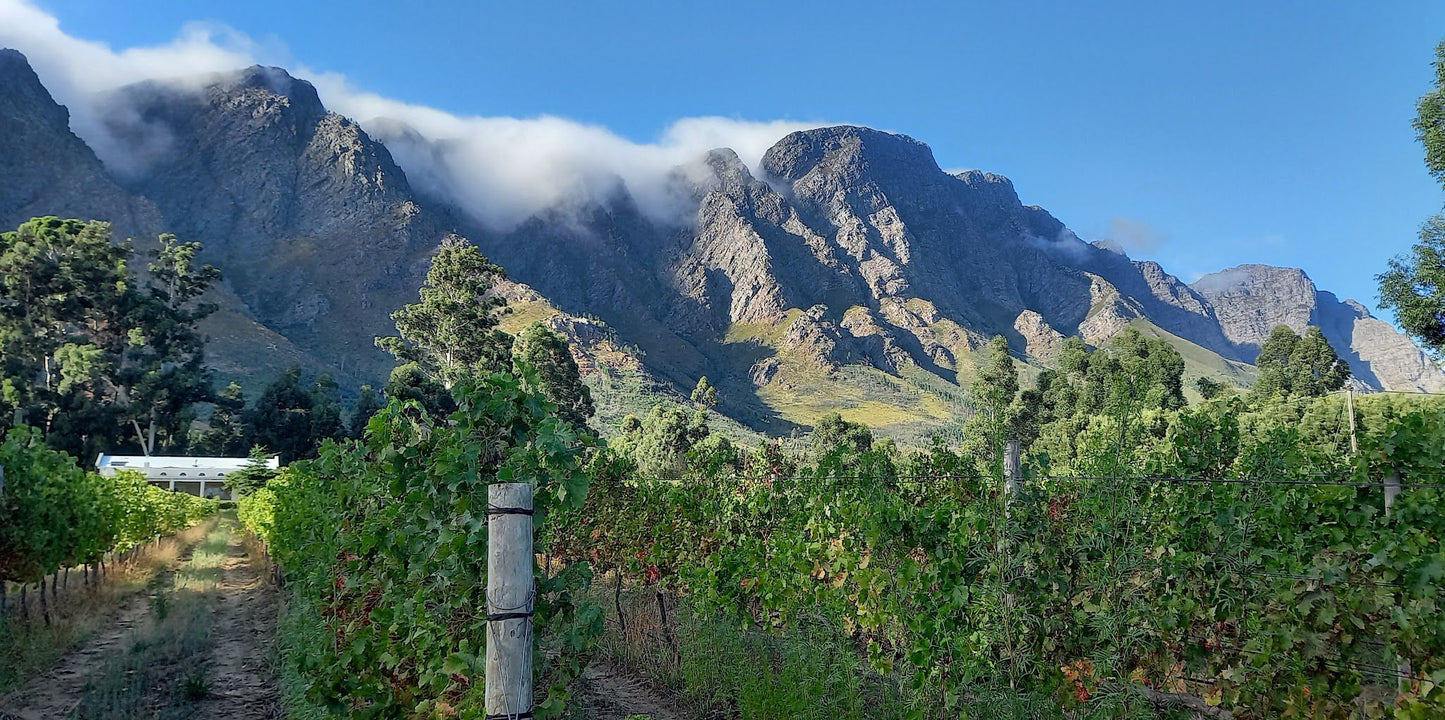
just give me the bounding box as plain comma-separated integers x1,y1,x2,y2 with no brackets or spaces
68,517,233,719
0,522,213,693
590,578,930,720
753,358,963,446
268,579,331,720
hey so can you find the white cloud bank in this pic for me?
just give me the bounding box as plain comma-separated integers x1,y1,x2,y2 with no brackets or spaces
0,0,824,229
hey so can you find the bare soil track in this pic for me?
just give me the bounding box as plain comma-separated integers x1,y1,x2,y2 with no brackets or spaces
0,516,281,720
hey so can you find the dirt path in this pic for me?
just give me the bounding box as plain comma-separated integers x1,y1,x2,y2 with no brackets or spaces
193,530,280,719
576,657,688,720
0,515,280,720
0,585,161,719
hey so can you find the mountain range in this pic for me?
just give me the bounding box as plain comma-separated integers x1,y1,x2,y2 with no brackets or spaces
2,48,1440,441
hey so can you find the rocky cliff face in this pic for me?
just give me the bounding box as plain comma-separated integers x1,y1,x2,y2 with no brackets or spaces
3,49,1440,428
1194,265,1445,392
95,66,457,384
0,49,160,236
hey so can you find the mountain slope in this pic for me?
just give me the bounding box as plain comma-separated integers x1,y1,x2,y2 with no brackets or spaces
0,50,328,396
1193,265,1445,392
3,49,1440,437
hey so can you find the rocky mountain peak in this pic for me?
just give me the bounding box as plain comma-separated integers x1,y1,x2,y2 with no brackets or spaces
1192,263,1445,391
955,169,1022,209
761,125,940,185
0,47,161,238
228,65,323,107
1191,264,1318,349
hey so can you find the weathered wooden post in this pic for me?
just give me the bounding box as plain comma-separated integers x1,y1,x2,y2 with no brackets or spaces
1385,470,1401,518
1345,388,1358,455
486,483,534,719
1383,468,1411,695
1004,439,1022,499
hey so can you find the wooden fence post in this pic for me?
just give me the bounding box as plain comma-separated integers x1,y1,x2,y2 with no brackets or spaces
1345,389,1358,455
1004,439,1022,498
1385,470,1401,518
486,483,534,719
1384,468,1411,695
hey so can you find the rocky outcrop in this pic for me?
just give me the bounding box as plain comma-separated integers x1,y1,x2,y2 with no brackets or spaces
95,65,459,384
1193,265,1445,392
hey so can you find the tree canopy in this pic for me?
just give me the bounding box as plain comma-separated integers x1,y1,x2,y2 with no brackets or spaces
512,321,594,430
1249,325,1350,400
617,405,712,480
0,217,219,458
376,237,511,387
691,375,719,408
1378,38,1445,356
1379,217,1445,357
239,367,347,463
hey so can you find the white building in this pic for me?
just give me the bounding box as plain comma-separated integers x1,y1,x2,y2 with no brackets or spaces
94,454,279,500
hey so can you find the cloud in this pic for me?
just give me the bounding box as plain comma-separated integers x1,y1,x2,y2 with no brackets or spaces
1027,227,1094,263
1101,216,1168,255
0,0,825,229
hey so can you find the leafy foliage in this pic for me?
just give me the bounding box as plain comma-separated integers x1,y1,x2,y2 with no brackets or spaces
375,237,510,387
0,217,219,458
553,390,1445,718
1250,325,1351,400
512,321,594,430
1414,39,1445,187
0,425,213,586
348,384,385,439
1379,216,1445,358
690,375,718,409
239,367,347,463
222,446,278,497
239,373,601,718
614,405,715,481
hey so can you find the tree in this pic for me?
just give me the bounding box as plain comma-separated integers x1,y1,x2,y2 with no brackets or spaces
223,445,278,497
384,362,456,419
199,382,248,455
349,384,385,439
1377,40,1445,357
1110,328,1186,411
240,367,341,463
970,336,1019,423
809,412,873,457
1194,376,1228,401
1379,217,1445,357
512,322,594,429
1250,325,1350,400
0,218,219,458
963,336,1022,464
619,404,711,480
1413,39,1445,185
691,375,719,409
308,374,345,444
376,237,511,387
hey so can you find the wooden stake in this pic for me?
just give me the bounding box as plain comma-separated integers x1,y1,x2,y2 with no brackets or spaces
1345,389,1358,455
1385,470,1401,518
486,483,534,719
1004,439,1022,522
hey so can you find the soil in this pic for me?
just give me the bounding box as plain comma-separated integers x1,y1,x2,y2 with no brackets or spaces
0,584,161,719
574,656,690,720
192,532,281,719
0,519,281,720
1,518,682,720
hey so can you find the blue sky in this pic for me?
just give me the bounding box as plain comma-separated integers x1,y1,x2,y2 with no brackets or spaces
21,0,1445,317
